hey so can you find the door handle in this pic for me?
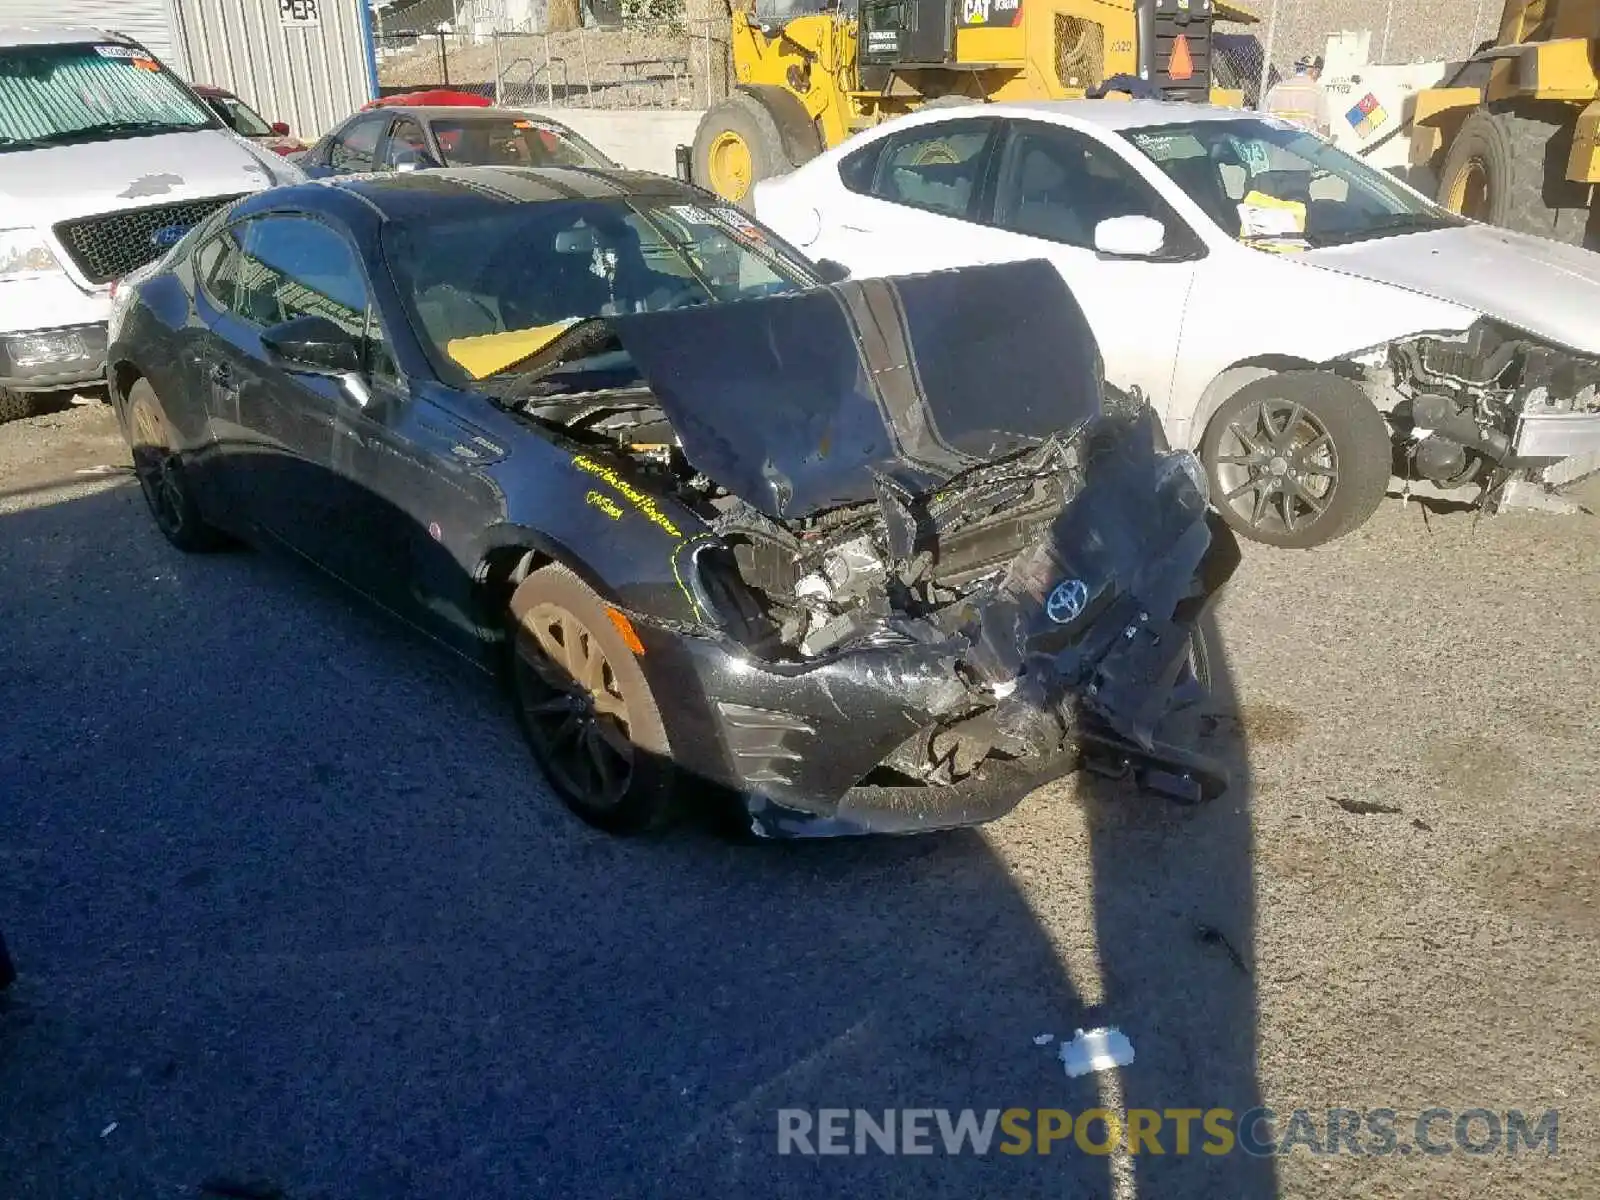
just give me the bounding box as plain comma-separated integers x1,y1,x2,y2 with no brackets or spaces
839,223,870,233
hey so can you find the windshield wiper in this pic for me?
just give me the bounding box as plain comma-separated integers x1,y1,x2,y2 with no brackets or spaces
22,119,206,145
1311,212,1457,247
1240,230,1325,248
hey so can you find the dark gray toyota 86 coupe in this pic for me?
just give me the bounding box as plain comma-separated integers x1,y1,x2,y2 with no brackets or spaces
105,166,1239,838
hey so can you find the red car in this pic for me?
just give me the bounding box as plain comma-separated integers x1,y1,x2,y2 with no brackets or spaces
193,84,305,156
361,89,492,110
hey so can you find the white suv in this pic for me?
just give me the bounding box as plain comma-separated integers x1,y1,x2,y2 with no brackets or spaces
0,26,304,422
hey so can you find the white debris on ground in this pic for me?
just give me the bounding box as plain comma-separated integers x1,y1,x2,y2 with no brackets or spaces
1059,1027,1135,1078
1032,1032,1055,1046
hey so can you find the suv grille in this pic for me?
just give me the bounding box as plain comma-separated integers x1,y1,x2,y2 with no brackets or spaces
1152,0,1214,101
54,196,242,285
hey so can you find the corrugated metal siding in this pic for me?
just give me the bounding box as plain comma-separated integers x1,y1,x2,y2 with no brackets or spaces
0,0,180,65
169,0,374,142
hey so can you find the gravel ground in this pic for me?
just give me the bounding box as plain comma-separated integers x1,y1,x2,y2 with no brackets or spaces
1,403,1596,1199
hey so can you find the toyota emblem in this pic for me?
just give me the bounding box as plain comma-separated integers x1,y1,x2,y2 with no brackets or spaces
1046,578,1089,624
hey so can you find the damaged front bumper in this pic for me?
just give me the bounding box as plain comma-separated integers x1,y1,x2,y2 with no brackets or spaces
638,475,1240,839
642,613,1231,839
1515,410,1600,460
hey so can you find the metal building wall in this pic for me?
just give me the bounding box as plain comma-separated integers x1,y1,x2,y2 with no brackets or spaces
0,0,181,64
169,0,377,141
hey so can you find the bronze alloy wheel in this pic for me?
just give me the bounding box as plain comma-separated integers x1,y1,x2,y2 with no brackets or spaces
508,564,676,834
123,378,222,552
514,601,636,808
128,391,187,541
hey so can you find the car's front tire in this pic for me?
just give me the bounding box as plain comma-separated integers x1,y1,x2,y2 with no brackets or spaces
123,377,225,553
508,564,676,835
1200,371,1391,549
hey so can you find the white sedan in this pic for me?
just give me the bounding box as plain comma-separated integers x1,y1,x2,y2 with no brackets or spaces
752,100,1600,548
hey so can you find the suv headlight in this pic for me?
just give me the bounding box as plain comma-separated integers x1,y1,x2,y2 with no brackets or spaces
0,228,64,281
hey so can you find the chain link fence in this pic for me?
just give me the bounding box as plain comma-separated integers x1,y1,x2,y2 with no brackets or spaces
1213,0,1503,111
375,17,730,108
375,0,1505,114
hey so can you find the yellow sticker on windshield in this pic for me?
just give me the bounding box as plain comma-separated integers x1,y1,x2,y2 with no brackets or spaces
446,320,579,379
1238,189,1308,250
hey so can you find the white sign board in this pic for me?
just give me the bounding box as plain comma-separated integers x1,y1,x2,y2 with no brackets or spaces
280,0,322,26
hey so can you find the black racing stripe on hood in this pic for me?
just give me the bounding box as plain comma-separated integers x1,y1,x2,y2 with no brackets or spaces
835,276,984,481
448,168,581,204
607,257,1107,521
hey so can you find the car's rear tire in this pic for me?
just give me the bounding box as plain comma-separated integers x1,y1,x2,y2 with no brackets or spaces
508,564,676,835
123,378,225,553
1200,371,1391,549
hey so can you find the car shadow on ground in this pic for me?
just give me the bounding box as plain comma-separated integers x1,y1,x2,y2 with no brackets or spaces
0,481,1272,1200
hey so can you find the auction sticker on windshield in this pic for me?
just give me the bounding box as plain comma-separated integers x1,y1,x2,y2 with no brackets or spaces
667,204,718,225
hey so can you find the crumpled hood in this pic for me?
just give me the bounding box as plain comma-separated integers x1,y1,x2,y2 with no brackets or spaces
0,130,296,228
609,258,1106,520
1302,224,1600,356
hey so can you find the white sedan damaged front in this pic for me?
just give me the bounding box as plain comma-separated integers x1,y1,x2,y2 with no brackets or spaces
1348,318,1600,507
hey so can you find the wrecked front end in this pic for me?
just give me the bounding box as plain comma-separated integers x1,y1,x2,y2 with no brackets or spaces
662,403,1239,839
1364,320,1600,506
529,259,1239,837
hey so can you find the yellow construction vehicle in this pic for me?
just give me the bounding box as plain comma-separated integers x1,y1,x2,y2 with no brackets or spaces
1409,0,1600,247
690,0,1260,203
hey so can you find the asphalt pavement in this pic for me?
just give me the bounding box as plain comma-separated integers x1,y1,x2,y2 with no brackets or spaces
3,403,1596,1199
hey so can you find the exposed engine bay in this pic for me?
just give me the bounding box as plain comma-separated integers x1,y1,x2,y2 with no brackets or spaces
505,260,1236,812
1378,320,1600,493
520,373,1112,660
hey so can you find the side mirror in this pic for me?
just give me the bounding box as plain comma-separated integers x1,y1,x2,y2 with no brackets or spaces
271,121,291,135
262,316,374,408
1092,215,1167,259
815,258,851,284
261,315,363,376
391,148,440,173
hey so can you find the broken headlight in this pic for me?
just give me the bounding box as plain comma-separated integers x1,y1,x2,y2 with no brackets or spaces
1157,448,1209,507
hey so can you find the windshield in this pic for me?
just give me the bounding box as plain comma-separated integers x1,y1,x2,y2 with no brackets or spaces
206,94,273,137
383,195,819,385
432,117,613,169
1121,117,1463,249
0,41,216,150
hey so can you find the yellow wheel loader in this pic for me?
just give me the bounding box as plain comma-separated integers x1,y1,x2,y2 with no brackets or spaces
1409,0,1600,247
690,0,1260,203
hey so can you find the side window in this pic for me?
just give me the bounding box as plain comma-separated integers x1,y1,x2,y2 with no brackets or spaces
992,123,1177,250
232,215,398,378
193,224,243,313
870,121,995,219
232,214,371,335
384,118,429,168
329,116,384,172
838,140,883,195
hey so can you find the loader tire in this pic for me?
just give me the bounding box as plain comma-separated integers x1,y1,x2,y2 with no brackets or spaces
1436,106,1591,245
692,92,793,208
